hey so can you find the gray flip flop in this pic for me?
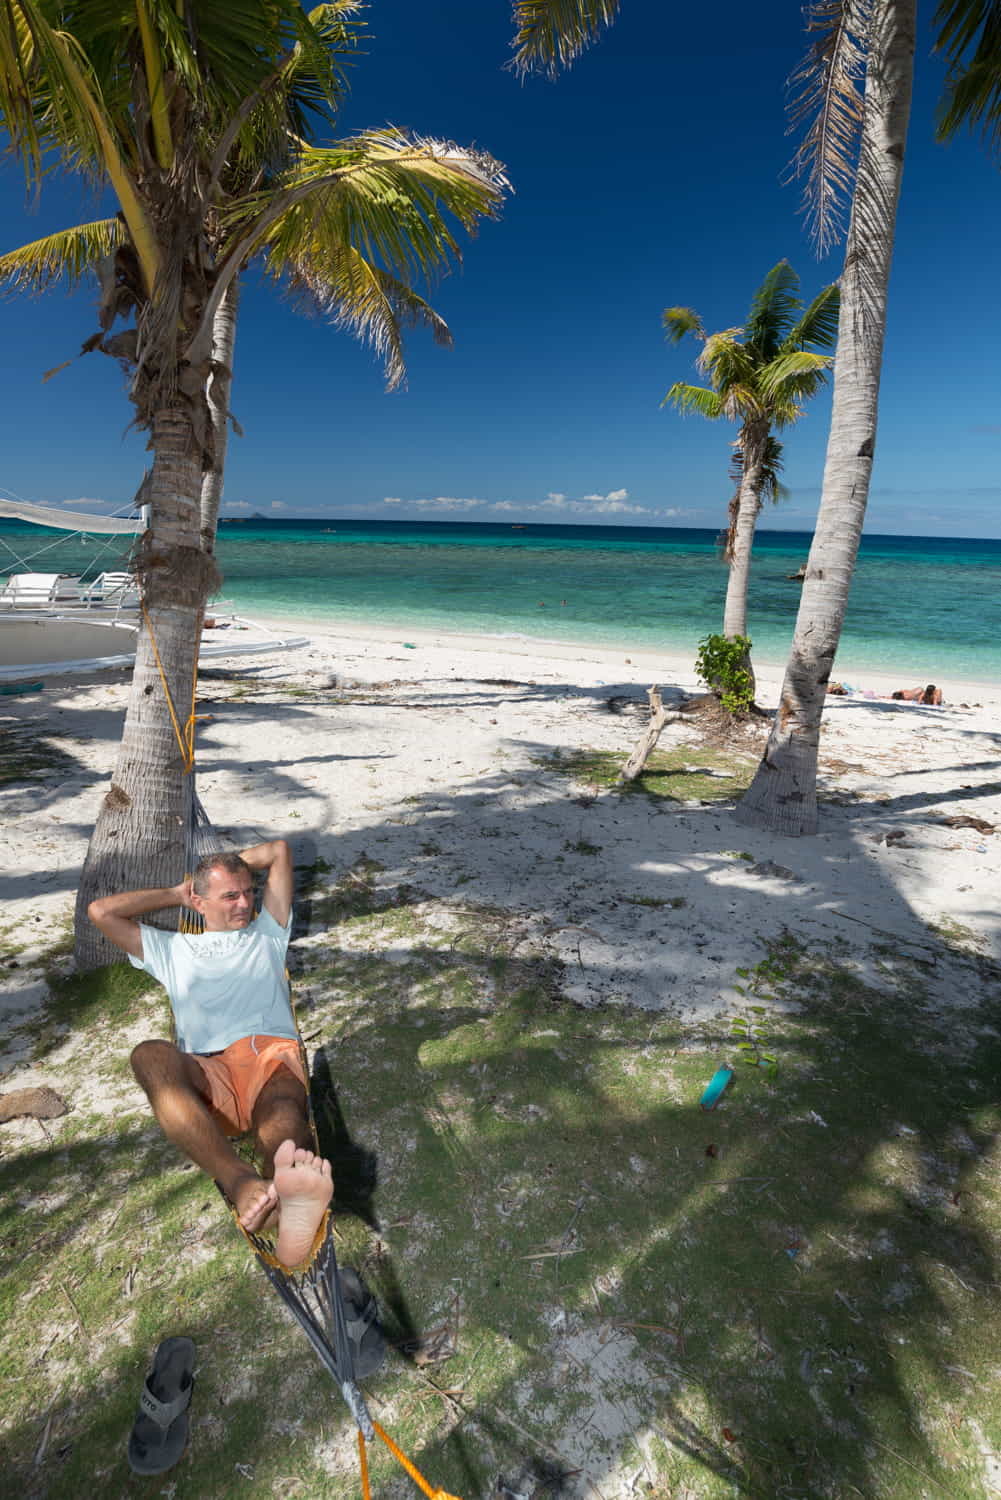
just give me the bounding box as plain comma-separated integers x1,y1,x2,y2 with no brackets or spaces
339,1267,385,1379
127,1336,195,1476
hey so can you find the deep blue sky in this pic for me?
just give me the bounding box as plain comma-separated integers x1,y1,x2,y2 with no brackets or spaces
1,3,999,536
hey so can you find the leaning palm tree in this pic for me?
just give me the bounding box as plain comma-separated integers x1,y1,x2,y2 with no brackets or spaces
663,263,839,688
0,2,507,966
736,0,917,834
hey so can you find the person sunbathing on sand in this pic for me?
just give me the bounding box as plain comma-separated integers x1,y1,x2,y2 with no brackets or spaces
88,840,332,1268
891,684,943,705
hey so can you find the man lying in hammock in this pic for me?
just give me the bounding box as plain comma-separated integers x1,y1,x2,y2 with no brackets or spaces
88,839,333,1268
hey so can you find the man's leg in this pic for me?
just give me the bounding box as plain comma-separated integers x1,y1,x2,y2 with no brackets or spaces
252,1066,333,1267
130,1040,275,1230
251,1066,314,1177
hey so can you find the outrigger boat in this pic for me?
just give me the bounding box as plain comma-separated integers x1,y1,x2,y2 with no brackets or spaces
0,493,308,681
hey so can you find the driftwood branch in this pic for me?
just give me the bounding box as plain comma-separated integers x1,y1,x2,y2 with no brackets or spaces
618,685,677,783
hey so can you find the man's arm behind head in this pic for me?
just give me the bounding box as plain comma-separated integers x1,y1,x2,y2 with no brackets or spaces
238,839,293,928
88,882,190,959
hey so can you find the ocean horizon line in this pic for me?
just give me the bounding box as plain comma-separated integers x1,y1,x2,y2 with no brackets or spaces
213,515,1001,547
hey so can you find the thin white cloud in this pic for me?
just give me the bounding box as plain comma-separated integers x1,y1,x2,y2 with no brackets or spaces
270,501,287,510
64,496,114,511
223,500,251,511
537,488,645,516
378,486,692,525
587,497,643,514
415,496,481,510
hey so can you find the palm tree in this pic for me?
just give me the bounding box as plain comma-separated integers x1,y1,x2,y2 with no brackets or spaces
736,0,917,834
662,263,839,690
0,2,507,966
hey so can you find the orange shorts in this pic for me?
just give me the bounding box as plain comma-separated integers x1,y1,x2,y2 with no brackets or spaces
191,1034,306,1137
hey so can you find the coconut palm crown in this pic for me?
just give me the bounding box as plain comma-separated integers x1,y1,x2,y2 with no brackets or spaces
0,1,509,964
662,261,839,655
0,4,508,452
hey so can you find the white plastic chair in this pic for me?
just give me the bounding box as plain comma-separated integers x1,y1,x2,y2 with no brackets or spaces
89,571,140,606
0,573,63,608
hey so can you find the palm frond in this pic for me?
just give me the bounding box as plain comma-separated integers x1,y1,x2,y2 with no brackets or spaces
662,306,705,344
271,241,450,391
509,0,621,78
935,0,1001,146
145,0,326,115
760,433,789,505
661,382,725,419
758,349,834,400
780,282,840,352
198,130,507,364
0,217,124,291
261,2,364,142
134,0,172,168
722,429,787,559
207,5,361,197
0,1,117,187
188,130,507,370
785,0,872,254
745,261,801,355
697,330,755,391
731,430,787,510
719,383,767,422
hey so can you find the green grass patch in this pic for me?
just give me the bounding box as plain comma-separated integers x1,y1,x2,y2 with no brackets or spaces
541,745,756,802
926,915,989,956
4,920,1001,1498
46,960,159,1031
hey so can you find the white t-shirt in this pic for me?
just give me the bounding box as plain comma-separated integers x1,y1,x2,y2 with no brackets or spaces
129,905,296,1054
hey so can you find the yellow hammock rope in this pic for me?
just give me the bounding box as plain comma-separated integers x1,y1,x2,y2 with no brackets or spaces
145,601,465,1500
361,1425,462,1500
141,601,203,773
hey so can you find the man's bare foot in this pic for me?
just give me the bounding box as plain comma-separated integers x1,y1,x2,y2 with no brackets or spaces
273,1138,333,1267
232,1174,278,1235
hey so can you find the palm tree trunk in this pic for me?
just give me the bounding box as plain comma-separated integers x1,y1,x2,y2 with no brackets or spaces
720,420,768,700
73,409,219,968
200,279,239,552
736,0,915,835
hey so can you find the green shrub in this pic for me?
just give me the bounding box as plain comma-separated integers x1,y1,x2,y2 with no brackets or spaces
695,632,754,714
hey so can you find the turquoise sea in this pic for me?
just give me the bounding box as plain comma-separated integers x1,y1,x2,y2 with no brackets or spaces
4,517,1001,682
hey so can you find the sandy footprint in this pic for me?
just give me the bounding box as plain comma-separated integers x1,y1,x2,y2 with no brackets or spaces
273,1139,333,1266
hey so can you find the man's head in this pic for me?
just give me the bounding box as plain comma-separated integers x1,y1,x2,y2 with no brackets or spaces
191,853,255,931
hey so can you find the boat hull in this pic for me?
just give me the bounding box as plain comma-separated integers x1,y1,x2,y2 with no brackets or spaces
0,612,309,680
0,615,137,677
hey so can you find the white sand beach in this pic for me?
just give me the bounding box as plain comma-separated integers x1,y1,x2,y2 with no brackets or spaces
4,617,1001,1498
4,616,999,1043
